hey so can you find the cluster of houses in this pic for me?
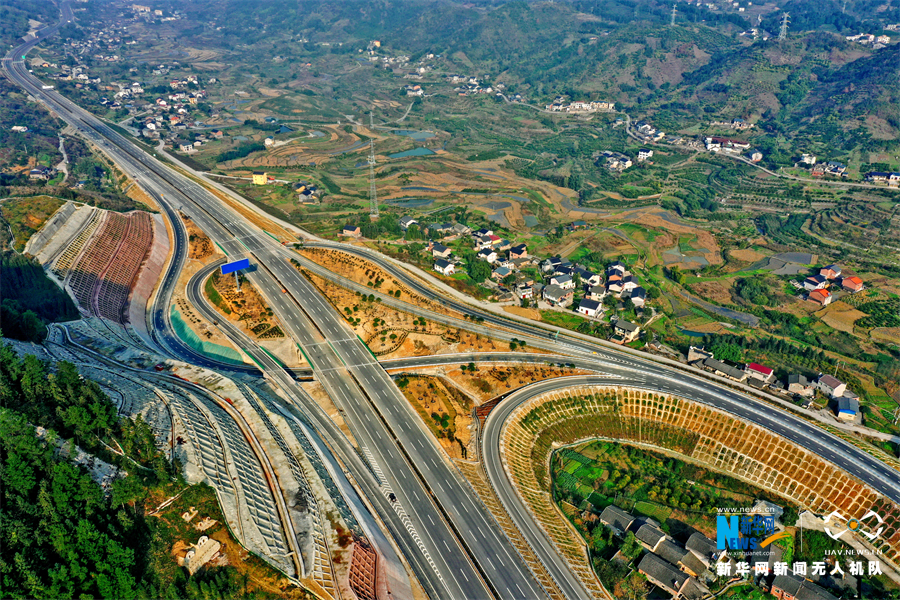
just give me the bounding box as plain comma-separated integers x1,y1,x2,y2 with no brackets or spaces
445,75,505,97
703,136,763,161
599,503,838,600
598,151,633,172
130,4,183,21
543,98,615,113
811,161,847,178
597,149,655,172
864,171,900,186
803,264,864,306
598,505,716,599
45,63,102,87
427,223,649,344
688,346,860,420
845,33,892,49
27,166,58,181
709,118,754,131
634,121,666,142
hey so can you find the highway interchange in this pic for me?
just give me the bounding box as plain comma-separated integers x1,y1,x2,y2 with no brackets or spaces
5,7,900,600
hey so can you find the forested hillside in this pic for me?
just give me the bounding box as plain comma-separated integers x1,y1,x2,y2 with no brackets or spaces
0,345,258,599
0,250,79,341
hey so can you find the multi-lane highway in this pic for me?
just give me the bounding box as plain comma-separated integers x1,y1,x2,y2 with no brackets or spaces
8,7,900,600
304,245,900,504
3,10,550,600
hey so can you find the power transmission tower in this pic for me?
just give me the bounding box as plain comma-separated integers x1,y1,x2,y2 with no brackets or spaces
779,12,790,41
368,139,379,219
671,4,677,27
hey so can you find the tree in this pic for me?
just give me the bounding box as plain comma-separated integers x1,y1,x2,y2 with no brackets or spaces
467,260,491,283
620,531,642,561
710,341,742,362
782,505,799,527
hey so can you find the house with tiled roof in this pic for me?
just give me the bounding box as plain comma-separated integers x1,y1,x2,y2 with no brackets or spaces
804,274,828,291
637,554,689,598
433,259,455,276
771,574,838,600
636,523,667,551
577,298,602,318
599,505,634,536
819,264,841,280
745,363,775,383
841,276,864,293
817,374,846,398
543,284,573,307
808,288,832,306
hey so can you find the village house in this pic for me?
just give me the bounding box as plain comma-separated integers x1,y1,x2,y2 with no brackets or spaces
819,264,841,280
491,266,513,281
626,287,646,308
341,225,361,238
685,532,722,567
399,216,418,231
704,358,748,382
836,396,860,421
817,374,847,399
542,256,564,273
577,298,602,318
808,288,832,306
252,171,267,185
637,554,690,598
476,248,498,263
543,284,573,307
431,243,452,259
516,284,534,300
841,276,864,293
785,374,814,397
771,574,838,600
433,259,454,276
636,523,668,552
550,274,575,290
588,285,607,302
599,505,634,537
637,149,653,162
803,274,828,291
612,319,640,344
574,267,601,287
745,363,775,384
474,235,493,250
509,243,528,259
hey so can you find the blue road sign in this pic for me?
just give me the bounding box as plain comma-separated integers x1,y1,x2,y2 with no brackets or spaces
221,258,250,275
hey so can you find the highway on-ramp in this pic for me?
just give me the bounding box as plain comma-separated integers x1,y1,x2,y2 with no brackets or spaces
3,12,550,599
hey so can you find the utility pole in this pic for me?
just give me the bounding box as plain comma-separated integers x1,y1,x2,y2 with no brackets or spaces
368,111,379,219
779,12,790,41
368,143,379,220
671,4,677,27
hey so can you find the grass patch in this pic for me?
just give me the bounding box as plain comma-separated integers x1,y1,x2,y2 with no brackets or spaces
633,500,672,523
0,195,65,251
541,310,592,331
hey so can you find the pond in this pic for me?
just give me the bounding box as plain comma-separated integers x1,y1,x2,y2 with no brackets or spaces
384,197,435,208
392,130,436,141
389,147,436,159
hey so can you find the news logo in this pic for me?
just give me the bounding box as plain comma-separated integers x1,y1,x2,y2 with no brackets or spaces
716,515,791,551
823,509,884,541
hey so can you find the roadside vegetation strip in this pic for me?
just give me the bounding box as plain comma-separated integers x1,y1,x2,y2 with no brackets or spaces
499,386,900,579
